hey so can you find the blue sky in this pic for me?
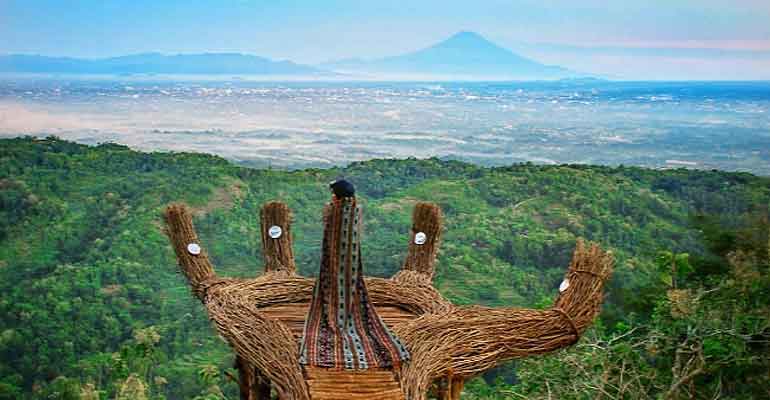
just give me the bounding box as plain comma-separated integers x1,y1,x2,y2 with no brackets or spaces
2,0,769,79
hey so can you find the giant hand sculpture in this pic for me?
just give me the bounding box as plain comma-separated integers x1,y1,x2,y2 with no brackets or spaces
164,196,613,400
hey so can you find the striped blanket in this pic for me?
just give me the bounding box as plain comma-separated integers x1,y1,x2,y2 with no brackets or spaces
299,197,410,369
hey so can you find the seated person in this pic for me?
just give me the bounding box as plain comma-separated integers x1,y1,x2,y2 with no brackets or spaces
299,179,410,370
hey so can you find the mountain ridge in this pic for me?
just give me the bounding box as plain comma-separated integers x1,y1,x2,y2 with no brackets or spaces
1,32,575,79
322,31,573,79
0,52,325,75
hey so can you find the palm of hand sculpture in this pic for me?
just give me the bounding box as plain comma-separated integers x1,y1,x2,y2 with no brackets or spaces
164,186,613,400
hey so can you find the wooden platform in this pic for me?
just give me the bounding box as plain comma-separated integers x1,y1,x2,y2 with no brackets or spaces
305,367,405,400
259,302,417,339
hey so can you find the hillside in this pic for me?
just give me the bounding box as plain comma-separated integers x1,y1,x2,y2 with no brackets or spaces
0,137,767,399
323,31,572,79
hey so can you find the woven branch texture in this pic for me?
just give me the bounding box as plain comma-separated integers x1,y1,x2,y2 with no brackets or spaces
164,201,613,400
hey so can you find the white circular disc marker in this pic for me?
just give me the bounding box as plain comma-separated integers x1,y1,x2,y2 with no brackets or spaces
268,225,283,239
187,243,201,256
414,232,427,245
559,279,570,293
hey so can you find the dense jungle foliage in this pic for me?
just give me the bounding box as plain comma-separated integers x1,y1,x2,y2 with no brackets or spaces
0,136,768,399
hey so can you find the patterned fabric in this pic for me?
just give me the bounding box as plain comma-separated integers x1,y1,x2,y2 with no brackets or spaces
299,197,410,369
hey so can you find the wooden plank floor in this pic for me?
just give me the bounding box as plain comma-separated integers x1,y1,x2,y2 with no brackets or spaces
305,367,405,400
256,304,412,399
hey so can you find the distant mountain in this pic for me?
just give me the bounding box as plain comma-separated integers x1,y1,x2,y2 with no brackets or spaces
323,31,572,79
0,52,324,75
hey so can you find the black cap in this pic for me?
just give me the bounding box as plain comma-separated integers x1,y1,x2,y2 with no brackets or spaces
329,179,355,198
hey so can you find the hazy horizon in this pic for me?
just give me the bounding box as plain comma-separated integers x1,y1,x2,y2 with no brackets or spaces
2,80,768,175
2,1,770,80
1,2,769,175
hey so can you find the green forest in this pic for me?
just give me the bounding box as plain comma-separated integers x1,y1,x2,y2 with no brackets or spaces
0,136,768,399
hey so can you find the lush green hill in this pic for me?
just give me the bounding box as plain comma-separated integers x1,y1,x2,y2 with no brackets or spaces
0,137,767,399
